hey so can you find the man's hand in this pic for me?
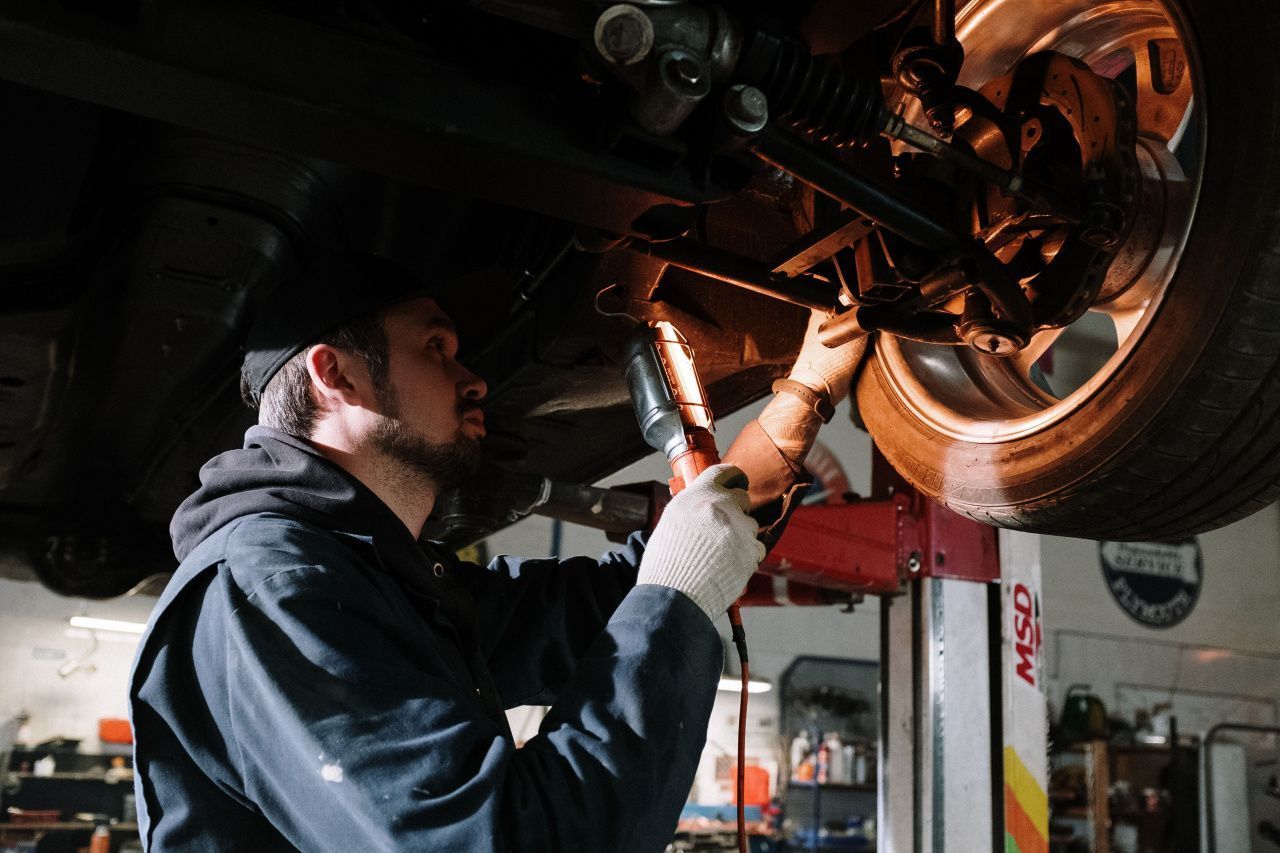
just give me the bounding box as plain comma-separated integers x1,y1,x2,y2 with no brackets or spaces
756,310,870,467
636,464,765,619
788,309,869,408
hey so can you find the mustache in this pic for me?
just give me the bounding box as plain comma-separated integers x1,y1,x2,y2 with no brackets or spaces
459,401,484,419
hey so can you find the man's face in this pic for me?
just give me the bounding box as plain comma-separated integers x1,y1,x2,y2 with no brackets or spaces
365,296,487,490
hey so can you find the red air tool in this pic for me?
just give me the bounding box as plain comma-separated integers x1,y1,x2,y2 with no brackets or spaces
624,320,752,853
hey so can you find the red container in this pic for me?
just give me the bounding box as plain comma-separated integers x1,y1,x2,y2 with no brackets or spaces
7,807,61,824
729,765,771,808
98,718,133,745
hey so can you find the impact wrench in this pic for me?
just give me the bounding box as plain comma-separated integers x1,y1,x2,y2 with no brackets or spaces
624,321,753,853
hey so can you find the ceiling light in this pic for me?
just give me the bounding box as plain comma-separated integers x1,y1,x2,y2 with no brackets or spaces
717,676,772,694
69,616,147,635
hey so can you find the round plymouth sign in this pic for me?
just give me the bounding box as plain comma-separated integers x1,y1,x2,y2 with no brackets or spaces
1099,538,1202,628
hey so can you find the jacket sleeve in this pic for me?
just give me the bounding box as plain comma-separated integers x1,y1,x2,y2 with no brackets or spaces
221,530,720,853
464,532,646,708
466,431,812,708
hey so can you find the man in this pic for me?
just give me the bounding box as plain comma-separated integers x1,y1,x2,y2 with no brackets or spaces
129,253,863,851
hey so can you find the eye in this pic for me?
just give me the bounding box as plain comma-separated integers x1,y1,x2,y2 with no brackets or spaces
428,337,447,354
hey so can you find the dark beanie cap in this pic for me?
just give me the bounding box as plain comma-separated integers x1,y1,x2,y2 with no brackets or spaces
241,252,437,406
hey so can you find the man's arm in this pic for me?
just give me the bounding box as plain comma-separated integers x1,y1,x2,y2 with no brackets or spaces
473,312,867,705
726,308,869,510
219,525,721,853
465,532,645,708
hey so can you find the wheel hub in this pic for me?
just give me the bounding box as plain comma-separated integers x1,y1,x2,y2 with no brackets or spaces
874,0,1202,443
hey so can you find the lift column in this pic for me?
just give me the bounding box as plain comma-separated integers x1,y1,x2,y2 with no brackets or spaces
735,450,1051,851
877,512,1048,853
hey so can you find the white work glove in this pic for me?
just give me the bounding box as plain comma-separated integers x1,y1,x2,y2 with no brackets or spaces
758,310,871,465
637,464,766,620
787,309,868,407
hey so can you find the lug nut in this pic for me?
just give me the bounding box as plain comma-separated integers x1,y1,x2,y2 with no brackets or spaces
593,4,653,66
1081,204,1123,249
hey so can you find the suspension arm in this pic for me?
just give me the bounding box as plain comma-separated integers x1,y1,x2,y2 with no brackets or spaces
751,126,1033,332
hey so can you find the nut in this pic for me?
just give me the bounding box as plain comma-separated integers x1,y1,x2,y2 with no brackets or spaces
964,327,1022,356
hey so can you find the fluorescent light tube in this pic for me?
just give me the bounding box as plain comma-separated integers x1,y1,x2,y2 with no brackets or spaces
69,616,147,635
717,677,772,694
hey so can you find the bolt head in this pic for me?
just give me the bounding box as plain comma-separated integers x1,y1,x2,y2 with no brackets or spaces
602,18,642,59
593,5,653,66
1081,212,1122,249
723,84,768,133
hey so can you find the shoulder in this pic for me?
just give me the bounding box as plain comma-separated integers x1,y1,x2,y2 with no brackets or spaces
220,515,380,602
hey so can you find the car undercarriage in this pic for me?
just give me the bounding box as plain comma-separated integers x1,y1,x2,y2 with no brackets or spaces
5,0,1279,597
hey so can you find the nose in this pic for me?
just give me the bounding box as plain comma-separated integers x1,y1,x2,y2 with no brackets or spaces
457,364,487,402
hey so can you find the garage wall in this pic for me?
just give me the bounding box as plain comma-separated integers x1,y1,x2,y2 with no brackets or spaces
1042,505,1280,656
0,578,151,749
1040,504,1280,729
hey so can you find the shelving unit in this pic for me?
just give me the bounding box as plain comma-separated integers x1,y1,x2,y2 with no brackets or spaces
779,657,878,852
1050,740,1196,853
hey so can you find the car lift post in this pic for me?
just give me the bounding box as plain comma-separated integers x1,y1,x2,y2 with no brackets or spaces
747,453,1049,852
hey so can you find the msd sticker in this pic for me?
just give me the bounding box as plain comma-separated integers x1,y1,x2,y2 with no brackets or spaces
1011,581,1042,689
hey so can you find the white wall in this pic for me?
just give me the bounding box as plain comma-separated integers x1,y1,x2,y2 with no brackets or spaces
0,578,151,749
1041,504,1280,729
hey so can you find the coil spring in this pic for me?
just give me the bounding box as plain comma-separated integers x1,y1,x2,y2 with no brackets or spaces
739,30,883,148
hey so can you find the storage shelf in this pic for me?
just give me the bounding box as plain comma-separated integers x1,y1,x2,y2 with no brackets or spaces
12,772,126,782
787,780,876,792
0,822,138,832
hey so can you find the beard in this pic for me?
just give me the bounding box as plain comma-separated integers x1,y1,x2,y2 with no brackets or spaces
368,389,484,493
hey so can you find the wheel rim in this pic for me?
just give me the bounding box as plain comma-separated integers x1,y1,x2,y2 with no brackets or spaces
876,0,1204,444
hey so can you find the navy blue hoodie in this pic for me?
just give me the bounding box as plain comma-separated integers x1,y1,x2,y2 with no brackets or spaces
129,427,722,851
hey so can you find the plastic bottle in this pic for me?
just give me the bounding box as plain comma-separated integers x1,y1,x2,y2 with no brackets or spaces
789,731,810,780
90,824,111,853
825,733,845,785
816,739,830,784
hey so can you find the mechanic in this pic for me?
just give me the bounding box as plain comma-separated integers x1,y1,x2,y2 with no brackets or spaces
128,252,863,852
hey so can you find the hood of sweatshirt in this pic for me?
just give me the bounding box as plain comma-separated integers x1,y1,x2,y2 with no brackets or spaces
170,426,422,563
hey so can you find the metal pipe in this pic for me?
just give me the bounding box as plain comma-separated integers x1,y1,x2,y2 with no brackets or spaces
932,0,954,49
881,112,1083,223
1201,722,1280,853
531,480,653,534
623,237,836,311
752,126,965,253
817,308,871,348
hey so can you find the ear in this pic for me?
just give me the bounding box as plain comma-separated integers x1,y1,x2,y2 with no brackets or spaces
304,344,372,410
